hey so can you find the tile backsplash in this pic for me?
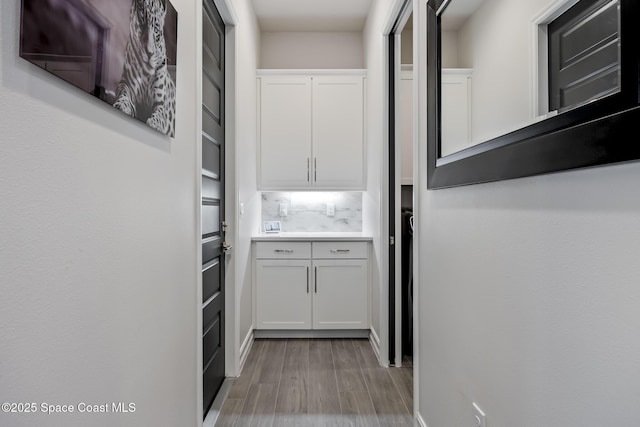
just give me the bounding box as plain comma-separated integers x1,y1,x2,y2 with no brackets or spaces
261,192,362,232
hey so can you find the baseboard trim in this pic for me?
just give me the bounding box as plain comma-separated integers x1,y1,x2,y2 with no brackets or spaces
203,377,235,427
254,329,370,339
239,329,254,373
416,411,428,427
369,328,384,366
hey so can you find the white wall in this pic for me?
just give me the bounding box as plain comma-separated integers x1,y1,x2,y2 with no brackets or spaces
0,1,199,426
227,0,261,372
260,32,364,69
415,1,640,426
441,30,459,67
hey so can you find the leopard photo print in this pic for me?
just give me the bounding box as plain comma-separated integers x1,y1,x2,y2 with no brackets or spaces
19,0,178,137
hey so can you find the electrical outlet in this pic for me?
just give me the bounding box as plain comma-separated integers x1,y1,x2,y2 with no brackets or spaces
279,203,288,217
326,203,335,217
473,402,486,427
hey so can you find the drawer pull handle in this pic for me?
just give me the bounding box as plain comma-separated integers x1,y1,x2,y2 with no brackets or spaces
274,249,294,254
330,249,351,253
307,267,310,293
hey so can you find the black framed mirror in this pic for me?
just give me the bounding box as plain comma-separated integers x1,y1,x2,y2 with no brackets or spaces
427,0,640,189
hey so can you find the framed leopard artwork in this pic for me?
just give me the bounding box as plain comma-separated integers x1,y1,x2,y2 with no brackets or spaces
19,0,178,137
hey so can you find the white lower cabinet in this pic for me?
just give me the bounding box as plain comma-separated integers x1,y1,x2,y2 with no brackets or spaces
312,259,368,329
255,241,369,331
256,259,311,329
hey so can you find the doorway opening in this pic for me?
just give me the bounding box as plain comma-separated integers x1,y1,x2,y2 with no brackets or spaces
388,1,414,368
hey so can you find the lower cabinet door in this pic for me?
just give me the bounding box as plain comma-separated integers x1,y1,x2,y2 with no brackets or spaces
256,259,312,329
312,259,368,329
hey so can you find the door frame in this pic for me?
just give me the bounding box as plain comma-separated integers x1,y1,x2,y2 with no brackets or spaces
386,0,413,368
382,0,421,423
197,0,237,425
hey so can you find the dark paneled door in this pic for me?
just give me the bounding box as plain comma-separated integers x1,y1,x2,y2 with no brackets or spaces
548,0,620,111
202,0,225,418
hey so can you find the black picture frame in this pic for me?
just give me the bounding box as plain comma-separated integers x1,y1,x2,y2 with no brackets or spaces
427,0,640,189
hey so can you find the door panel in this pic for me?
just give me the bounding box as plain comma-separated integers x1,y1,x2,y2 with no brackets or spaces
202,136,221,179
202,176,221,201
203,76,222,122
202,259,221,303
203,313,222,367
202,0,225,418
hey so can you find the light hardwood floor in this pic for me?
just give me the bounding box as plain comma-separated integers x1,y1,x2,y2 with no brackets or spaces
215,338,413,427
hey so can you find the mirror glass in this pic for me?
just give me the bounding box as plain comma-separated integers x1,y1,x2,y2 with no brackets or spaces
439,0,621,158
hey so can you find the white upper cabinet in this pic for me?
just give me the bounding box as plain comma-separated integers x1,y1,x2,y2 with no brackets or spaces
312,76,364,189
400,67,414,185
440,69,472,157
258,71,366,190
258,76,313,189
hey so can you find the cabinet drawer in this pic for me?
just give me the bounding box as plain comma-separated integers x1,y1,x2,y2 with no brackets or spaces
312,242,368,259
255,242,312,259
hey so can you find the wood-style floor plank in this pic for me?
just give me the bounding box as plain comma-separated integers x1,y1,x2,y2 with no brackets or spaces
237,383,278,427
332,339,368,393
275,339,309,414
308,339,341,416
340,391,381,427
272,413,313,427
388,366,413,413
352,340,381,369
360,366,412,426
252,339,286,385
228,340,265,400
215,398,245,427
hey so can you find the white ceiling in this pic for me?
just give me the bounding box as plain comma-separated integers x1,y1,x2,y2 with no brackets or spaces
252,0,374,32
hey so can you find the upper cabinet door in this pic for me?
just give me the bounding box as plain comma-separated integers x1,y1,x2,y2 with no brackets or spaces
440,69,472,157
312,76,365,189
400,68,414,185
259,76,312,189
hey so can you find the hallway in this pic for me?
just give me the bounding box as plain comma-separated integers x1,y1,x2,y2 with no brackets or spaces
215,339,413,426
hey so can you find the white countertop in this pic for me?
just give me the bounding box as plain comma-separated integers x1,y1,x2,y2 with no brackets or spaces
252,232,373,242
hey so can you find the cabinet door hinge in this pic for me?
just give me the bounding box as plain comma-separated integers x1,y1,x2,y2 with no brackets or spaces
390,236,395,245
